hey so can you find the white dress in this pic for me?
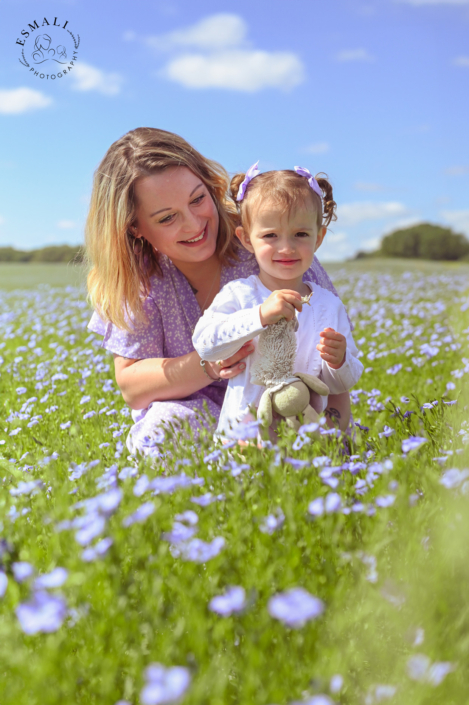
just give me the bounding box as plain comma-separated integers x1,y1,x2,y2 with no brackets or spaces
192,275,363,438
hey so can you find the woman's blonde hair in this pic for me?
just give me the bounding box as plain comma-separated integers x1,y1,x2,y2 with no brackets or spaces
85,127,240,331
229,169,337,231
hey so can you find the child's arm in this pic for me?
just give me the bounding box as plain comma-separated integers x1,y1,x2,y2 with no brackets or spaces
192,287,267,362
317,303,364,394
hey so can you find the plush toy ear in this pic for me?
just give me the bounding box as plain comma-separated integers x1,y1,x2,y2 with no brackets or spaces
257,389,273,427
295,373,330,396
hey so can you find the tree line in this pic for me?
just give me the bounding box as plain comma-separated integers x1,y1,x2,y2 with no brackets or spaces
356,223,469,261
0,245,85,263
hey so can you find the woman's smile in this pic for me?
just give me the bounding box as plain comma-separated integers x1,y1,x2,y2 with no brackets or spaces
179,223,209,246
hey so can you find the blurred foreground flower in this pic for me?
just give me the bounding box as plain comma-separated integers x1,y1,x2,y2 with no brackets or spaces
33,567,68,590
402,436,427,454
209,586,246,616
268,587,324,628
407,654,455,686
260,508,285,534
140,663,191,705
16,591,67,634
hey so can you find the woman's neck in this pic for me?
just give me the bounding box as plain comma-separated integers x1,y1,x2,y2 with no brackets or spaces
173,253,220,291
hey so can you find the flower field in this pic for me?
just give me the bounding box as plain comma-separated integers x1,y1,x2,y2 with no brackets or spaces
0,261,468,705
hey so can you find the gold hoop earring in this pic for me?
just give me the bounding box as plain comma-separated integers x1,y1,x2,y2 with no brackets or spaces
132,237,144,256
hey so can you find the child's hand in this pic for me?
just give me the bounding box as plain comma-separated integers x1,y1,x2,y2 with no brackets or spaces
317,327,346,369
260,290,303,326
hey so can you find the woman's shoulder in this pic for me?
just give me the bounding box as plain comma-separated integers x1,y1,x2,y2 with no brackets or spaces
224,244,259,281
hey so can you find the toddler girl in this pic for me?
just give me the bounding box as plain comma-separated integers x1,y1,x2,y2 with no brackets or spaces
192,162,363,440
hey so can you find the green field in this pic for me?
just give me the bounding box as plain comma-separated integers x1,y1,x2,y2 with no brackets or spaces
0,261,468,705
1,258,468,292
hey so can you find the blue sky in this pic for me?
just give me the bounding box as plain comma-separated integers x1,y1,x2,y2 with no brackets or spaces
0,0,468,260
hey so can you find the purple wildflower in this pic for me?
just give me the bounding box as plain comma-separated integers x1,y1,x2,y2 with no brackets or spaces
10,479,44,497
325,492,342,513
268,587,324,628
308,497,324,517
285,457,309,470
330,674,343,694
378,425,395,438
122,502,156,528
174,510,198,526
402,436,427,454
439,468,469,489
33,567,68,590
140,664,191,705
171,537,225,562
191,493,225,507
82,537,113,562
204,449,222,463
60,421,71,430
375,495,396,508
209,586,246,616
260,508,285,534
16,591,67,634
163,522,197,545
12,561,34,583
291,697,335,705
0,572,8,598
75,515,106,546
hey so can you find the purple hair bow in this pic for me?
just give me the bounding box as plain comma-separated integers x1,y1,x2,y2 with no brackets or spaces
236,160,260,202
236,161,323,202
294,166,322,198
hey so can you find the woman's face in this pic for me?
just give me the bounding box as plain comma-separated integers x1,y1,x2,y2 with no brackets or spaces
133,166,219,268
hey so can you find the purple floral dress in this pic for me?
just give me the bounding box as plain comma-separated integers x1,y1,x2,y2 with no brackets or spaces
88,247,342,454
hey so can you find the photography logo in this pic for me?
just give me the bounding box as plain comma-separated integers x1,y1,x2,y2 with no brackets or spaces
16,17,80,81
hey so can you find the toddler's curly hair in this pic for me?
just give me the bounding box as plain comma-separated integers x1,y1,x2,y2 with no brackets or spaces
229,169,337,231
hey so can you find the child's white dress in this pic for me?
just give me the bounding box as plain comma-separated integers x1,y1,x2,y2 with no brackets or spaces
192,274,363,439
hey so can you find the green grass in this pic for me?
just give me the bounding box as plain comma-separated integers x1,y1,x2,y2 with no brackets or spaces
0,263,87,291
0,262,468,705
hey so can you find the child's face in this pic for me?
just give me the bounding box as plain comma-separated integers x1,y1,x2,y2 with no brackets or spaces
236,198,326,285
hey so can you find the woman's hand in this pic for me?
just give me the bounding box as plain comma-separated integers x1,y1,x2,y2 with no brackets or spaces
205,341,255,380
317,327,346,369
259,290,303,326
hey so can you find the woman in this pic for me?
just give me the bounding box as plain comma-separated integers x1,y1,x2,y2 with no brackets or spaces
86,128,350,454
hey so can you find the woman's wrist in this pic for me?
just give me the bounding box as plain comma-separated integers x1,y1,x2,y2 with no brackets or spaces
199,357,220,382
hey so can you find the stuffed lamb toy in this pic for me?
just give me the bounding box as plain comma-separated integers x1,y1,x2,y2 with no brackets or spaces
250,293,330,435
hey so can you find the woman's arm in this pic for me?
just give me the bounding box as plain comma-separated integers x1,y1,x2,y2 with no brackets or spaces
114,344,254,410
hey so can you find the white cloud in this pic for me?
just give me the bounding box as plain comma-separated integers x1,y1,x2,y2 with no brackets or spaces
70,62,123,96
444,165,469,176
123,30,137,42
319,232,354,261
304,142,330,155
147,13,305,92
454,56,469,66
336,49,374,62
146,13,247,52
337,202,411,227
163,50,304,92
0,88,52,114
57,220,77,229
361,237,382,251
440,210,469,236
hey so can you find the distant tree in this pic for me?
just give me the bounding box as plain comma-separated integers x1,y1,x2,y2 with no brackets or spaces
380,223,469,261
0,245,84,263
